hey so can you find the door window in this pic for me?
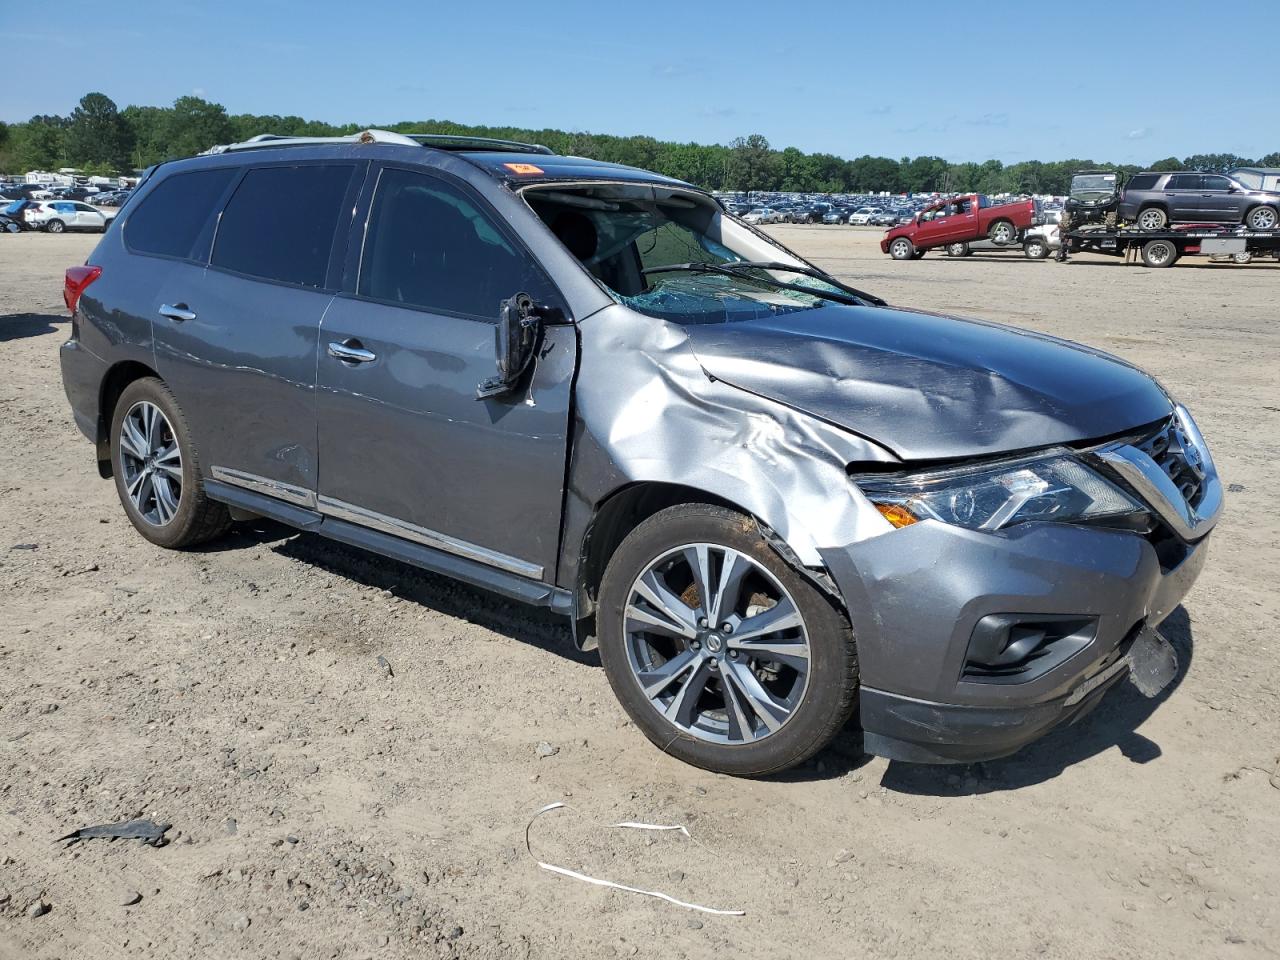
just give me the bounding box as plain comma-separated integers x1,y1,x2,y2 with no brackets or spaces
1200,175,1232,191
125,168,238,260
358,168,544,321
212,164,356,288
1165,174,1202,191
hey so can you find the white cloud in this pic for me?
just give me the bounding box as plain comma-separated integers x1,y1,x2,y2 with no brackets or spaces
192,87,206,97
1126,127,1151,140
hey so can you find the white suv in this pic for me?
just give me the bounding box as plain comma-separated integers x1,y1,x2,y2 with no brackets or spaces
26,200,117,233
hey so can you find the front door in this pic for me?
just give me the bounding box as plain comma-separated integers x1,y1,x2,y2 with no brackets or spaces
315,166,576,582
1198,175,1237,222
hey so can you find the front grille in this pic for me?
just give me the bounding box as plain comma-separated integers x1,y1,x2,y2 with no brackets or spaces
1136,418,1205,509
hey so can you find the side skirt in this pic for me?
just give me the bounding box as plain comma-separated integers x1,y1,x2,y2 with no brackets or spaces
203,480,575,614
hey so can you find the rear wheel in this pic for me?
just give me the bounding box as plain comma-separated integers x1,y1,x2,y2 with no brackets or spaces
889,237,914,260
1137,206,1168,230
1245,206,1278,230
597,504,858,776
1140,238,1179,268
110,378,232,548
988,220,1016,244
45,219,65,234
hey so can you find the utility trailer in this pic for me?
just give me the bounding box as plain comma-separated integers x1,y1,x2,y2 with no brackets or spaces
1064,225,1280,267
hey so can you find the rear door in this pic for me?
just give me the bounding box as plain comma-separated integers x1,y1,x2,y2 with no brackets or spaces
1164,174,1203,221
314,164,576,582
153,161,364,502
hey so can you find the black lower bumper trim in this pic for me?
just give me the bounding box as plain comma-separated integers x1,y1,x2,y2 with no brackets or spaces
859,670,1127,764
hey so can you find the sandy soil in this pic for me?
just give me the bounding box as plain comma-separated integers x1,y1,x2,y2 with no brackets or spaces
1,228,1277,960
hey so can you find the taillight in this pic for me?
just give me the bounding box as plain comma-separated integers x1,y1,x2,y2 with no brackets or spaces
64,265,102,316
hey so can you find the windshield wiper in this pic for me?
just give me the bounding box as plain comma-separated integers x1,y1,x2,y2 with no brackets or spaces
717,261,886,305
641,262,874,307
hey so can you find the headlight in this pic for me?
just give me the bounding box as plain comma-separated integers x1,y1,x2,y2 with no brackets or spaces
856,453,1144,532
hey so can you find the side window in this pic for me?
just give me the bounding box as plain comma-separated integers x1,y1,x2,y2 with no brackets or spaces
1166,174,1201,190
212,164,355,288
1125,174,1158,191
1201,175,1231,191
955,198,973,214
125,168,237,260
358,168,544,321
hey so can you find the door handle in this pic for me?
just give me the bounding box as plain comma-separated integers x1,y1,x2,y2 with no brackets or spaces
158,303,196,322
328,339,377,364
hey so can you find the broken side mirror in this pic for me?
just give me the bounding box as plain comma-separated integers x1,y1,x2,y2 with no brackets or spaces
477,293,543,400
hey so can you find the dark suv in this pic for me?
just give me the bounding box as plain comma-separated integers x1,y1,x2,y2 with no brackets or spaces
59,130,1222,775
1119,171,1280,230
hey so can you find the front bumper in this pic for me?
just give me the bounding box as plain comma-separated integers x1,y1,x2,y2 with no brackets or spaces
820,518,1212,764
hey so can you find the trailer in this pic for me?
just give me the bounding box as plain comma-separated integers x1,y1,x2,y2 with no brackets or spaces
1064,225,1280,267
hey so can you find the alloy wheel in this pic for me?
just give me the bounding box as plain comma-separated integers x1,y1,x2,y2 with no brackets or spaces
623,543,811,744
118,401,182,526
992,223,1015,243
1247,207,1277,230
1138,209,1166,230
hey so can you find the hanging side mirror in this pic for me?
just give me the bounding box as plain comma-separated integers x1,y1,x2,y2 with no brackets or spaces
476,293,543,400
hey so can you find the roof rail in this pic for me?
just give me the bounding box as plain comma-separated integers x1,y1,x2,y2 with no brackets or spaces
201,129,421,155
406,134,554,155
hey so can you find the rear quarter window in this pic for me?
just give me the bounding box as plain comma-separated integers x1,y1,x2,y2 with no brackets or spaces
211,164,356,289
1125,174,1159,191
124,168,237,260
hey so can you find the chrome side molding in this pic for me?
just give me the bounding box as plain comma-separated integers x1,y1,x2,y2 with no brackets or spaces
210,466,317,508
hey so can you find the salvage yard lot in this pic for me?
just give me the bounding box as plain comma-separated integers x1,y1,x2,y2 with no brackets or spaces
1,229,1277,960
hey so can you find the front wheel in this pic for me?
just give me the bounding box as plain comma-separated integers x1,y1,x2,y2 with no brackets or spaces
945,241,969,257
889,237,915,260
597,504,858,776
45,219,65,234
1024,237,1049,259
1245,206,1278,231
111,378,232,548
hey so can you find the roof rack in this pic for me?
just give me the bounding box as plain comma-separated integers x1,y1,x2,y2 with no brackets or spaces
201,129,555,157
406,134,553,155
201,129,422,155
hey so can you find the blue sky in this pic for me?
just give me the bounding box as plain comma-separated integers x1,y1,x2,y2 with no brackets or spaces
2,0,1272,164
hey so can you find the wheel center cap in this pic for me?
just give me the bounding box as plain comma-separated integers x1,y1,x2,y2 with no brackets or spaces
704,634,723,654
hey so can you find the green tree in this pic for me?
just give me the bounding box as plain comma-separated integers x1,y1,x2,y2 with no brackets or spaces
65,92,133,172
726,134,778,192
1182,153,1254,174
11,115,68,170
162,96,236,159
1148,156,1184,171
1259,152,1280,167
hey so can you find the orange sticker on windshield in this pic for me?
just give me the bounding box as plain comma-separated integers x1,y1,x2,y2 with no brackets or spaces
503,162,544,175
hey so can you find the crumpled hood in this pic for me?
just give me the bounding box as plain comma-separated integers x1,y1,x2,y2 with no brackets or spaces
681,303,1173,461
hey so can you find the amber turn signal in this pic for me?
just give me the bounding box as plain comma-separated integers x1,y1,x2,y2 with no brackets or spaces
874,502,919,528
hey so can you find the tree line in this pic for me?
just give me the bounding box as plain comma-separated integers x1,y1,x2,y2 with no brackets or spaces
3,92,1278,196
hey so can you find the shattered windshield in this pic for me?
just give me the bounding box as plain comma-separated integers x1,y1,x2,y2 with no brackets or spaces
526,186,847,324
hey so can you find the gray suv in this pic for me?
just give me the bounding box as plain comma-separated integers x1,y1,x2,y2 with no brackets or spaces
1119,171,1280,230
59,130,1222,775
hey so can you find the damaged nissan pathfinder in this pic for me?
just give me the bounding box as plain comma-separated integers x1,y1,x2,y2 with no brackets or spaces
60,130,1222,775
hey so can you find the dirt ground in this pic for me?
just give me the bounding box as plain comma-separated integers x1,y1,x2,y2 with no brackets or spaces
1,227,1277,960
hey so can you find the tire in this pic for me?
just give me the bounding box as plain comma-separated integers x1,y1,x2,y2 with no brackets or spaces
45,219,65,234
987,220,1016,244
1232,251,1253,264
110,377,232,548
597,504,858,776
1137,206,1168,231
945,242,969,257
1140,238,1179,268
1245,206,1278,231
889,237,914,260
912,250,927,259
1024,237,1049,259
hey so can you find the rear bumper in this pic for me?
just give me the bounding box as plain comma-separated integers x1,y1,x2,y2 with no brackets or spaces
59,338,105,445
820,520,1211,764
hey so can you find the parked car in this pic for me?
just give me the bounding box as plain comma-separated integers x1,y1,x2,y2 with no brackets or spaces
59,130,1221,775
0,214,21,234
881,194,1038,259
91,190,130,207
945,223,1061,259
847,207,879,225
1119,172,1280,231
25,200,117,233
821,208,849,224
3,199,38,229
742,207,780,225
869,210,898,226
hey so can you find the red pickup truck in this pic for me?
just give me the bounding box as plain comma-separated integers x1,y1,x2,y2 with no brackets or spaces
881,194,1038,259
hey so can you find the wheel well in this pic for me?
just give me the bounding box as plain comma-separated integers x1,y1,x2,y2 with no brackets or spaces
95,360,159,477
